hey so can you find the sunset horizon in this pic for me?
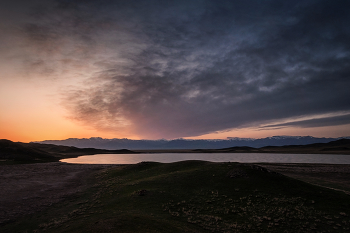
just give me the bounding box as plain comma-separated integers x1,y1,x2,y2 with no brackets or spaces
2,1,350,230
1,0,350,143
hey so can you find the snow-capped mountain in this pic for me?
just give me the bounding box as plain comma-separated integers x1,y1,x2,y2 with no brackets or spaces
34,136,350,150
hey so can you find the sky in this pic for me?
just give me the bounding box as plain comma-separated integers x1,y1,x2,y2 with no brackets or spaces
1,0,350,142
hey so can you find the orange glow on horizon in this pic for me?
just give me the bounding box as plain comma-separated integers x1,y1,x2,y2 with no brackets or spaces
0,77,138,143
2,118,350,143
1,75,349,143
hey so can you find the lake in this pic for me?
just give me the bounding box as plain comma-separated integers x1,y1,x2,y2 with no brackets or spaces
60,153,350,164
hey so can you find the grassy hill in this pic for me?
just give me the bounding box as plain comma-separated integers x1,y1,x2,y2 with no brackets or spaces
0,139,137,164
190,139,350,155
3,161,350,232
0,139,57,162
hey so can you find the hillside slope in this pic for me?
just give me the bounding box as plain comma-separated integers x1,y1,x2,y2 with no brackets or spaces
2,161,350,232
0,139,57,162
0,139,137,163
191,139,350,154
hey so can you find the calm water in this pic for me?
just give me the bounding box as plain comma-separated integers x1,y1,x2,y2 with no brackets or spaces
60,153,350,164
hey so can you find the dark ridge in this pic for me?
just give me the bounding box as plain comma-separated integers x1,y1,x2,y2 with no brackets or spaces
0,139,138,163
26,142,138,157
0,139,57,162
217,146,258,151
321,147,350,151
191,146,258,153
191,139,350,154
325,139,350,146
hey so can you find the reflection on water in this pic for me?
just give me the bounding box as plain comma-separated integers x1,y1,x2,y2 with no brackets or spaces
60,153,350,164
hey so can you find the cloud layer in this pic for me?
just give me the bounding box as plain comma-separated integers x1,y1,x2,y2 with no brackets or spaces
4,0,350,138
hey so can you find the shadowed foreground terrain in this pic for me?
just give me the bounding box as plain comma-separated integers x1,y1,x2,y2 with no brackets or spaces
1,161,350,232
0,163,119,225
258,163,350,194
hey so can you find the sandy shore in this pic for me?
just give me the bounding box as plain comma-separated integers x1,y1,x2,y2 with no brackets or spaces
0,162,119,225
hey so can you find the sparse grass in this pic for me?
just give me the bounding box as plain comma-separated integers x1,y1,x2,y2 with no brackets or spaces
2,161,350,232
259,163,350,194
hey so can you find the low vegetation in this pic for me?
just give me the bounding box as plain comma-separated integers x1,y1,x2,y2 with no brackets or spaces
2,161,350,232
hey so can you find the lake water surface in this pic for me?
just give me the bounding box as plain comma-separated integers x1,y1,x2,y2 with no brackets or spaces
60,153,350,164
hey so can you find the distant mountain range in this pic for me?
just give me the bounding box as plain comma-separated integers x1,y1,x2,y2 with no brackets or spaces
35,136,350,150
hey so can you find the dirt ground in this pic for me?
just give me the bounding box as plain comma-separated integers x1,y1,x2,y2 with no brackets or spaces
0,162,119,225
259,163,350,194
1,162,350,226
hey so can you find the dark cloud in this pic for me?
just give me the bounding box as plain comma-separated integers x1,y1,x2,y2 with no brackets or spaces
5,0,350,138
